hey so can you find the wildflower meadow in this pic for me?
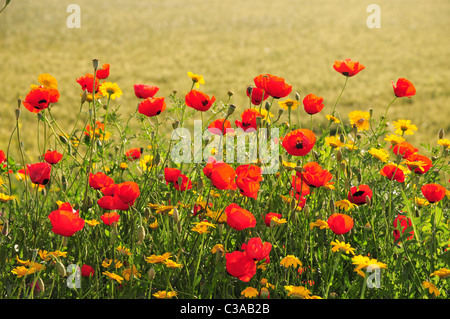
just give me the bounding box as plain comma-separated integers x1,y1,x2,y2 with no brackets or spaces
0,55,448,304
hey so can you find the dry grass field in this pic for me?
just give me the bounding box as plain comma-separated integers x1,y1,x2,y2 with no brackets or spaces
0,0,449,159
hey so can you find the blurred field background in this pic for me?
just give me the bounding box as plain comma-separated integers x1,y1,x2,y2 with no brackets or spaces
0,0,449,160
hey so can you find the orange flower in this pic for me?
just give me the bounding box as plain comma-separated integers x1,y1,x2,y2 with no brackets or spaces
246,86,269,105
327,213,354,235
421,183,446,203
26,162,52,185
100,211,120,226
125,147,143,161
392,78,416,98
134,84,159,99
208,119,233,135
48,203,85,237
235,108,261,132
303,93,324,115
96,63,110,80
225,203,256,231
282,128,316,156
203,158,236,190
333,58,365,77
392,142,418,159
89,172,114,190
393,214,414,242
185,89,216,112
138,97,166,117
76,73,99,93
254,74,292,99
298,162,333,188
380,164,406,183
404,153,432,175
43,150,63,165
22,86,59,113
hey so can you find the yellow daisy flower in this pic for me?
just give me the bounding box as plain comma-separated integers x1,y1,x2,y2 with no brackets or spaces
145,252,172,264
310,219,329,230
211,244,226,257
437,138,450,149
393,119,418,136
335,199,357,211
121,265,141,281
326,114,340,123
348,110,370,131
241,287,259,298
116,246,131,256
99,82,123,100
430,268,450,279
280,255,302,268
187,72,205,88
38,73,58,89
422,281,440,297
330,240,356,255
164,259,183,269
270,216,287,227
368,148,389,162
85,219,101,227
278,99,300,110
191,221,216,234
284,285,311,299
351,255,387,277
384,134,405,146
103,271,124,284
153,290,178,299
325,136,345,149
0,193,14,203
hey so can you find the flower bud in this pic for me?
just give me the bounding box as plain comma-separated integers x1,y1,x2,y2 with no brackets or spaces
92,59,99,71
336,150,342,162
137,225,146,244
172,207,179,223
365,195,371,205
227,104,236,117
55,261,66,277
255,116,262,126
81,90,87,105
227,90,234,97
264,101,271,111
15,108,20,120
172,120,179,129
330,199,335,214
438,128,444,139
295,92,301,101
148,268,156,281
364,222,372,231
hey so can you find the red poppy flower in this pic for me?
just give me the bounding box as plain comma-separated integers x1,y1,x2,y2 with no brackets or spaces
100,211,120,226
421,183,446,203
138,97,166,117
203,158,236,190
333,58,365,77
173,174,193,191
208,119,233,136
282,128,316,156
393,214,414,242
125,147,143,161
392,142,418,159
44,150,63,165
89,172,114,190
235,164,262,183
76,73,99,93
327,213,354,235
134,84,159,99
185,89,216,112
291,175,311,197
26,162,52,185
380,164,406,183
298,162,333,188
98,181,140,211
48,203,85,237
241,237,272,262
22,87,59,113
164,167,182,184
289,190,308,210
235,108,261,132
246,86,269,105
0,150,5,164
225,251,256,282
254,74,292,99
115,181,140,205
405,153,432,175
236,175,260,199
97,195,116,210
392,78,416,98
96,63,110,80
348,184,372,205
303,93,324,115
264,212,282,227
225,203,256,231
81,264,95,277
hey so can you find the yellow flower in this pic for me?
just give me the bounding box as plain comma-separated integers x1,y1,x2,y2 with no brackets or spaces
148,203,175,214
413,197,429,207
0,193,14,203
145,252,172,264
368,148,389,162
15,256,30,265
282,161,296,171
191,221,216,234
39,249,67,261
241,287,259,298
164,259,183,269
99,82,123,100
284,285,311,299
325,136,345,149
422,281,440,297
280,255,302,268
153,290,178,299
38,73,58,89
119,162,128,170
103,271,124,284
384,134,405,146
85,219,101,227
344,141,358,151
331,240,356,255
149,218,158,229
335,199,357,212
11,266,37,278
259,108,275,123
205,209,227,224
139,155,154,171
102,259,123,269
402,158,427,172
351,255,387,277
270,216,287,227
393,119,418,136
211,244,226,256
437,138,450,149
278,99,300,110
310,219,329,230
187,72,205,88
326,114,340,123
121,266,141,281
430,268,450,279
348,110,370,131
116,246,131,256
